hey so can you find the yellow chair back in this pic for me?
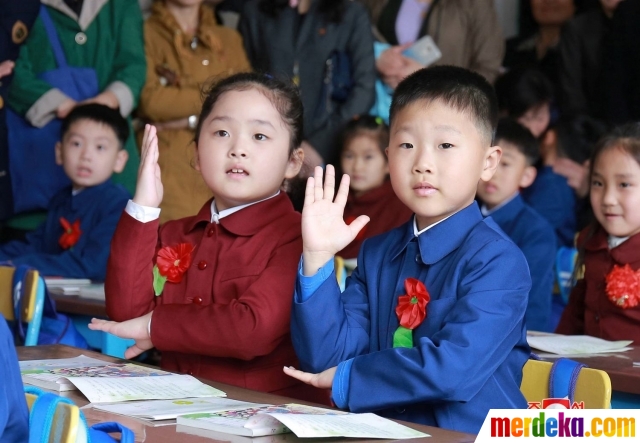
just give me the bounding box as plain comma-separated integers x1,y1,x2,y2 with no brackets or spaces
25,393,81,443
521,359,612,409
0,266,39,322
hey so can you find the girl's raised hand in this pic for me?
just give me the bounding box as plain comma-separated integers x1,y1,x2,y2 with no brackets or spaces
301,165,369,276
88,313,154,360
133,124,163,208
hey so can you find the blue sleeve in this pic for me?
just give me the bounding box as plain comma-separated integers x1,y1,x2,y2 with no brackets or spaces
0,321,29,442
291,245,372,373
519,222,557,332
331,358,354,409
296,257,335,302
345,239,530,412
9,194,128,280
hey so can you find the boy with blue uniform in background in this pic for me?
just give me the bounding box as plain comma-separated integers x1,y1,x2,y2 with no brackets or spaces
0,104,130,280
477,119,556,332
284,66,531,434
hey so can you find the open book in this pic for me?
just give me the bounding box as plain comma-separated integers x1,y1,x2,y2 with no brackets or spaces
176,403,429,439
20,356,226,403
527,333,633,355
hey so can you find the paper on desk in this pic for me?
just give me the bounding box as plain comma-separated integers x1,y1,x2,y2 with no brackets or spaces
263,412,430,439
91,397,267,421
19,355,110,372
527,334,633,355
68,374,226,403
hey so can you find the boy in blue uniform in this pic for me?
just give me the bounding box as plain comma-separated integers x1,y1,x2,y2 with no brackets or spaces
477,119,556,332
284,66,531,434
0,104,130,280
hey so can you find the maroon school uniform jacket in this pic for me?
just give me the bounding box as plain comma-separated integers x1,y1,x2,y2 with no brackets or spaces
338,180,413,259
556,226,640,343
106,193,315,397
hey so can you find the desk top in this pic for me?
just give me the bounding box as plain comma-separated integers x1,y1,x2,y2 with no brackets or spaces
51,293,107,318
538,346,640,395
17,345,477,443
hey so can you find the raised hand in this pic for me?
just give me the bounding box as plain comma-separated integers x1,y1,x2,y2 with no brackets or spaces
133,124,163,208
301,165,369,276
88,313,154,360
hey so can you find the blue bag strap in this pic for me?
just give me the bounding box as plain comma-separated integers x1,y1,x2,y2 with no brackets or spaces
27,390,78,443
91,422,135,443
549,358,587,403
38,5,68,69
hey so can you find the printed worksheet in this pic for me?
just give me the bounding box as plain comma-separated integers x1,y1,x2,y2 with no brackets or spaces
527,334,633,355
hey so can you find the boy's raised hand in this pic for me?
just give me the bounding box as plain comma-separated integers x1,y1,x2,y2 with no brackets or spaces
133,124,163,208
302,165,369,276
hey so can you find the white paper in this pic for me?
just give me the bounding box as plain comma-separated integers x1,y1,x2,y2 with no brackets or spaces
19,355,109,372
92,397,267,420
527,334,633,355
263,413,429,439
68,374,226,403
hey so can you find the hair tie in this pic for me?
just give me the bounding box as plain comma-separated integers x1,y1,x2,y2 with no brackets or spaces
375,117,383,126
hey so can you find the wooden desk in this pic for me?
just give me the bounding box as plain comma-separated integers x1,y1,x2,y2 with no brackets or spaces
51,293,107,318
18,345,477,443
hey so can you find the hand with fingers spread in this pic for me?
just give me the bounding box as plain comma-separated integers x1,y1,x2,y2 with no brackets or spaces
302,165,369,276
133,124,163,207
283,365,336,390
88,313,154,359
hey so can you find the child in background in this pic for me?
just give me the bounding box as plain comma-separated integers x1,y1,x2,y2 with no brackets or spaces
0,104,130,280
496,67,576,247
556,123,640,342
476,118,556,332
89,73,326,403
284,66,531,434
337,115,412,260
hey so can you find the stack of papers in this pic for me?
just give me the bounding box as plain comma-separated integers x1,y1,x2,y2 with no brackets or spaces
20,356,226,403
45,278,92,295
176,403,430,439
527,334,633,355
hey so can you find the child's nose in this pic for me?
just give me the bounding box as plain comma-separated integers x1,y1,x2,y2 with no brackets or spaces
229,140,248,158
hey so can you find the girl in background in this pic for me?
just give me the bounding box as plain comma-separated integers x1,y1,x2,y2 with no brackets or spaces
556,123,640,342
90,73,327,403
337,115,412,260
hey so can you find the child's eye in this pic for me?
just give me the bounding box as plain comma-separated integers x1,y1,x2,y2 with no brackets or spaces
439,143,454,149
97,145,105,151
214,130,229,137
591,179,603,187
365,155,373,160
501,162,510,167
399,143,413,149
253,133,268,141
620,182,632,188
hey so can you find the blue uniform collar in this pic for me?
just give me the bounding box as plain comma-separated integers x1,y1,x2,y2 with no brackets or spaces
68,180,113,210
391,202,483,264
485,193,524,226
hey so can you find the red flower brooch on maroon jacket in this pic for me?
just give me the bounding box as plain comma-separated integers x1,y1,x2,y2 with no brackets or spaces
59,217,82,249
605,264,640,309
393,278,430,347
153,243,195,296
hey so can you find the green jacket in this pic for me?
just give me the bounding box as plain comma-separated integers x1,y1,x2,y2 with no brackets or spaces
8,0,146,194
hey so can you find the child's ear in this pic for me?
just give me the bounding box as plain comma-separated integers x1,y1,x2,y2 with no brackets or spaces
113,149,129,174
54,142,63,166
284,147,304,179
480,145,502,182
519,165,537,189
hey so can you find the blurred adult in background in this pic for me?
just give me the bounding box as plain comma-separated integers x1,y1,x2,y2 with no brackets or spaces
0,0,40,225
558,0,623,120
137,0,250,222
239,0,376,167
504,0,575,99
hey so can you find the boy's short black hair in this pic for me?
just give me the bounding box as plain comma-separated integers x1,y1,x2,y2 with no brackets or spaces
494,118,539,166
389,65,499,146
494,67,554,119
60,104,129,149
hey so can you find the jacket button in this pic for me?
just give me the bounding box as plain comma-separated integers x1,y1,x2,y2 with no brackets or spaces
188,370,194,375
207,227,215,237
193,296,203,305
75,32,87,45
415,254,421,263
595,314,600,322
197,260,207,270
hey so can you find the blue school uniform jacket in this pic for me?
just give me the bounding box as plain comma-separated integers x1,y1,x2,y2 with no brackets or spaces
522,166,576,248
292,203,531,434
0,319,29,442
486,194,556,331
0,180,129,280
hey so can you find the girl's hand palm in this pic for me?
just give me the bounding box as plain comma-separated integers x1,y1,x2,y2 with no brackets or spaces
301,166,369,273
133,125,163,208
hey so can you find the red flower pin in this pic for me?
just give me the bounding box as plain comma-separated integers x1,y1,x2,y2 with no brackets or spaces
393,278,430,348
605,264,640,309
153,243,195,295
59,217,82,249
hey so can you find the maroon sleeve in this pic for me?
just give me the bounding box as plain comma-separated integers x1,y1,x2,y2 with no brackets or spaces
105,212,161,321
